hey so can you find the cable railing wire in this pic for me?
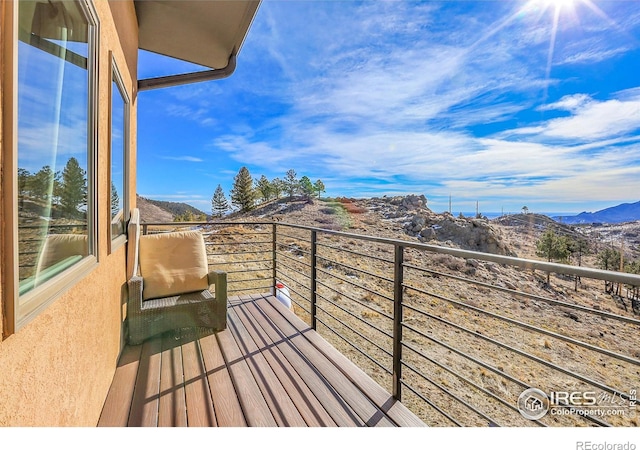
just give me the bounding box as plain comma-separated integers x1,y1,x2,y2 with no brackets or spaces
316,266,395,303
135,219,640,427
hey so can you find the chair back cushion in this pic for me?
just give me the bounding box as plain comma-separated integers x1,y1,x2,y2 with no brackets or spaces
139,230,209,300
35,233,88,276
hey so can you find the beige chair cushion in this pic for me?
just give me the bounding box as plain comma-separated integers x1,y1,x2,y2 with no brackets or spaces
139,230,209,300
36,233,88,276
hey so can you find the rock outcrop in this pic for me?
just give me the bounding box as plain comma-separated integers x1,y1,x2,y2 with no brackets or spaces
365,195,515,256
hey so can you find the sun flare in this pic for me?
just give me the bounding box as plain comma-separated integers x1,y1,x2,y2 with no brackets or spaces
527,0,586,100
546,0,575,8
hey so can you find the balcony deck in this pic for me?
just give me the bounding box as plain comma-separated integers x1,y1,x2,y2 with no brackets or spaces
98,293,425,427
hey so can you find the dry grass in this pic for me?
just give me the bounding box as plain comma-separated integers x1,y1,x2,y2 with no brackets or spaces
186,199,640,427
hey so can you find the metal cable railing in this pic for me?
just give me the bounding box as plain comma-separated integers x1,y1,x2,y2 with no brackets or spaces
139,219,640,427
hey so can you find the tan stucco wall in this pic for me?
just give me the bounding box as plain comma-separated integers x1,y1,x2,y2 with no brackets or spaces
0,250,126,426
0,0,137,426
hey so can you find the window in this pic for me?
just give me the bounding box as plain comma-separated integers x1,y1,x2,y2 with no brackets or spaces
110,57,128,246
14,0,98,327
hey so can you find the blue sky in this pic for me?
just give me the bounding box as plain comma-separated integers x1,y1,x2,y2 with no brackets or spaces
137,0,640,215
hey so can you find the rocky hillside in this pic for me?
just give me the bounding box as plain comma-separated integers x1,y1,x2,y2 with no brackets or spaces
136,195,174,223
365,195,515,256
141,193,640,261
231,194,514,256
137,195,209,222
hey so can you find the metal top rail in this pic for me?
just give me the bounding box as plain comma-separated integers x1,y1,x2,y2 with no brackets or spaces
140,219,640,286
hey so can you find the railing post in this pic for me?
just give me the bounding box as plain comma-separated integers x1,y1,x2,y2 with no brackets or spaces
272,222,277,290
142,224,148,235
393,244,404,401
310,230,318,330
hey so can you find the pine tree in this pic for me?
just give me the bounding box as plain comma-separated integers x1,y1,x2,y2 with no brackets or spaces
255,175,273,202
111,182,121,216
59,157,87,218
230,167,256,212
299,176,314,199
597,247,621,271
536,229,569,263
284,169,298,200
313,179,325,199
535,229,569,284
211,184,230,217
598,247,623,295
271,177,284,199
52,171,62,207
17,168,31,209
31,165,55,201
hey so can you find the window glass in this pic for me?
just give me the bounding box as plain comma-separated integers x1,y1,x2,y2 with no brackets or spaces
17,0,94,297
110,64,127,241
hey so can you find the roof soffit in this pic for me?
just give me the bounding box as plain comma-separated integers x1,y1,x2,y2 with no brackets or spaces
134,0,260,69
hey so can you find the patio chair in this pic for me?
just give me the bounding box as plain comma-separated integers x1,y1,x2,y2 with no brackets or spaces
126,209,227,345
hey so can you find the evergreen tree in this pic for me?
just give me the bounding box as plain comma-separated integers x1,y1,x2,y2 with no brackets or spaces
31,165,55,201
313,179,325,199
597,247,621,271
271,177,284,199
111,182,121,216
255,175,273,202
17,168,31,209
598,247,623,294
566,237,589,291
59,157,86,218
535,229,569,284
284,169,299,200
52,171,62,207
300,175,314,199
536,229,570,263
566,238,589,266
625,260,640,275
211,184,230,217
231,167,256,212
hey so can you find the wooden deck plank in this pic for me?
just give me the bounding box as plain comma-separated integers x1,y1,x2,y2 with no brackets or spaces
254,293,427,427
181,337,217,426
128,338,162,426
227,300,309,427
247,295,396,427
198,331,247,427
158,334,187,427
232,300,337,427
233,296,363,427
98,344,142,427
216,326,278,426
100,294,426,428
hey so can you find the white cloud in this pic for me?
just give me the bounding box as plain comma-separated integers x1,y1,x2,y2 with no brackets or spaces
505,90,640,142
538,94,592,112
160,156,204,162
544,99,640,140
558,47,629,65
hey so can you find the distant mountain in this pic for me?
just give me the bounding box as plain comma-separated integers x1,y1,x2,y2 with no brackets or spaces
554,201,640,224
136,195,210,222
